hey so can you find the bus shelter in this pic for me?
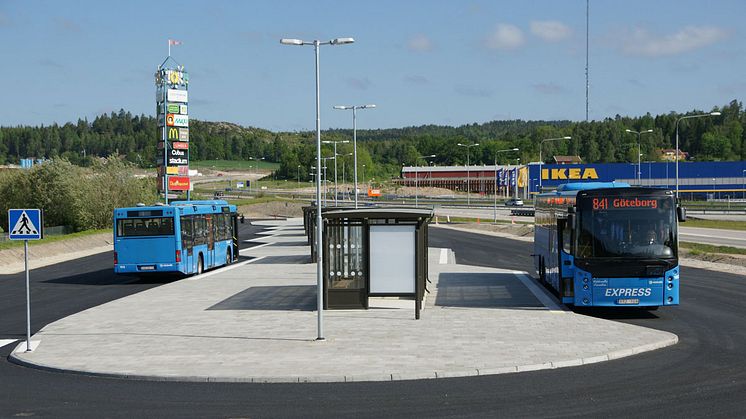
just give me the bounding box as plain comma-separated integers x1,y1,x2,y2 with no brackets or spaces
321,208,433,319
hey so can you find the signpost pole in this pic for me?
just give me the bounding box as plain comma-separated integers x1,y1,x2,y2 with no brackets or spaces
24,239,31,352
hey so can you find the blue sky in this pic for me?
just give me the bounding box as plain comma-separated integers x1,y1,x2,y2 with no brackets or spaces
1,0,743,131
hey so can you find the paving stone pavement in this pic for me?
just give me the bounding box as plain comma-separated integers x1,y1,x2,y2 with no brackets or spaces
11,218,678,382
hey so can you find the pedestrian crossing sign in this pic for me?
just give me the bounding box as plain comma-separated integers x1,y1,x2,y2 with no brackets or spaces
8,209,43,240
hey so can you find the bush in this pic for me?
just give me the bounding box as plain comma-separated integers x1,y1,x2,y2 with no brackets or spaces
0,157,157,231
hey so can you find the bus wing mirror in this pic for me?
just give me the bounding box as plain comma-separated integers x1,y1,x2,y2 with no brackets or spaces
568,214,576,230
677,206,687,222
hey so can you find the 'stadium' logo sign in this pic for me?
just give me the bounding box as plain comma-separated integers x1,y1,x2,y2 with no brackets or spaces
170,148,186,157
541,167,599,180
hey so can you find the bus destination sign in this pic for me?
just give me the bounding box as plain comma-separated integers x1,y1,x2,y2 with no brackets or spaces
592,197,660,211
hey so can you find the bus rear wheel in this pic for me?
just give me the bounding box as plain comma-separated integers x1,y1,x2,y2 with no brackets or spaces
197,257,204,275
226,250,232,265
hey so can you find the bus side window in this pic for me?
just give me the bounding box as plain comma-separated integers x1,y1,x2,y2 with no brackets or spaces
181,216,193,247
561,219,572,254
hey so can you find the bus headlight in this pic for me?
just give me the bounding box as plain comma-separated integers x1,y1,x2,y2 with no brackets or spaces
583,298,590,304
668,276,673,282
667,297,674,303
668,283,674,289
583,277,589,283
583,284,589,290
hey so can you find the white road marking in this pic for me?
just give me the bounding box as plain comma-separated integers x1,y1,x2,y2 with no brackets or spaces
439,249,448,264
0,339,17,349
185,256,267,281
13,340,40,352
512,271,567,312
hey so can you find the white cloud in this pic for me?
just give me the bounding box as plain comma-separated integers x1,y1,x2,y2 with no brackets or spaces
347,77,372,90
532,83,565,95
530,20,572,42
407,34,434,52
621,25,728,57
484,24,525,50
403,74,429,85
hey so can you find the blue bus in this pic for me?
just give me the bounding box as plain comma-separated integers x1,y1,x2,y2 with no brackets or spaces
114,200,239,276
534,183,684,308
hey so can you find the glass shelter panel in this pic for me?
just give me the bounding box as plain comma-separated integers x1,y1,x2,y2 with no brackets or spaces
327,221,365,290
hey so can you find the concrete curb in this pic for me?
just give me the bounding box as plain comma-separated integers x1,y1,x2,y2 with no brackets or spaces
9,334,679,383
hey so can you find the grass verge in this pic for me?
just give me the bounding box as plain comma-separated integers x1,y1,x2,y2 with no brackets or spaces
0,229,111,251
680,242,746,256
684,219,746,231
433,216,532,225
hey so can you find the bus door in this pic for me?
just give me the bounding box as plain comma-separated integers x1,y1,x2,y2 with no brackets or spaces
231,213,239,261
205,215,215,268
180,216,194,273
557,218,574,298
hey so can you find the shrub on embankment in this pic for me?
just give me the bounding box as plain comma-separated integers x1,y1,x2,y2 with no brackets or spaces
0,158,157,232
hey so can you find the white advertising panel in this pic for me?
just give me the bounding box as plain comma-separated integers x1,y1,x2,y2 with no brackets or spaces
167,89,188,103
172,115,189,127
369,225,416,294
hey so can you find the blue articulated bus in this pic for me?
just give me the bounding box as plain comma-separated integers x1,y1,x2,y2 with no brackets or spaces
114,200,239,276
534,183,684,308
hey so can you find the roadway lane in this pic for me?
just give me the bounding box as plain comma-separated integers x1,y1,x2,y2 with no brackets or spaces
679,226,746,248
1,225,745,417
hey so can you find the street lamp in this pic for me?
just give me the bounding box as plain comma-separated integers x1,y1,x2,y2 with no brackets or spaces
414,154,436,207
281,36,354,341
321,156,336,206
674,112,720,199
742,169,745,200
457,142,479,206
538,136,571,191
249,156,264,194
333,104,376,208
494,148,519,223
297,165,301,188
625,129,653,185
322,140,350,206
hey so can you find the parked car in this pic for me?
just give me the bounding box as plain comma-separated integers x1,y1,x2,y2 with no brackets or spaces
505,198,524,206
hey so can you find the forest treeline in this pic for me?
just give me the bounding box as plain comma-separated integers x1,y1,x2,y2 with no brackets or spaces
0,99,743,181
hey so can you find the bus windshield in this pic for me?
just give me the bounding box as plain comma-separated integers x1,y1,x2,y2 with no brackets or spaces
117,217,174,237
576,195,677,259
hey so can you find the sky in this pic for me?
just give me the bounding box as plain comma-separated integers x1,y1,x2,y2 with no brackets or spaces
1,0,744,132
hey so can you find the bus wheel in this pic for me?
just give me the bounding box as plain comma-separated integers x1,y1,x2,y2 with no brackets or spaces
645,306,659,311
197,257,204,275
226,250,232,265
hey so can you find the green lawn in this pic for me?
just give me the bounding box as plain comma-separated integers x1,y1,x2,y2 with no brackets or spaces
680,242,746,256
684,219,746,231
0,229,110,251
190,159,279,171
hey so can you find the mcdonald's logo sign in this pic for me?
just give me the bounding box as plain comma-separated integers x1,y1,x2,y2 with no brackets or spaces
168,127,179,139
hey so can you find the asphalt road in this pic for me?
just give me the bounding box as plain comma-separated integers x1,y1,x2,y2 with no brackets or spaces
1,226,745,418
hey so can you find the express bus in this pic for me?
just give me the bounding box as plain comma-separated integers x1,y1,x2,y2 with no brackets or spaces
534,182,685,308
113,200,239,276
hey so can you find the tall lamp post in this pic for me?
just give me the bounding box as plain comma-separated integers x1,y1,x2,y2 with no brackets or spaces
361,164,366,190
297,165,301,188
322,140,350,206
742,169,745,200
248,156,264,194
281,36,354,341
333,104,376,209
414,154,436,207
538,136,571,191
674,112,720,199
494,148,519,223
457,142,479,206
625,129,653,185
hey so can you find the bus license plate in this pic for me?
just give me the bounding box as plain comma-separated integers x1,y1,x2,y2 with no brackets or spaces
617,298,639,305
139,265,156,271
